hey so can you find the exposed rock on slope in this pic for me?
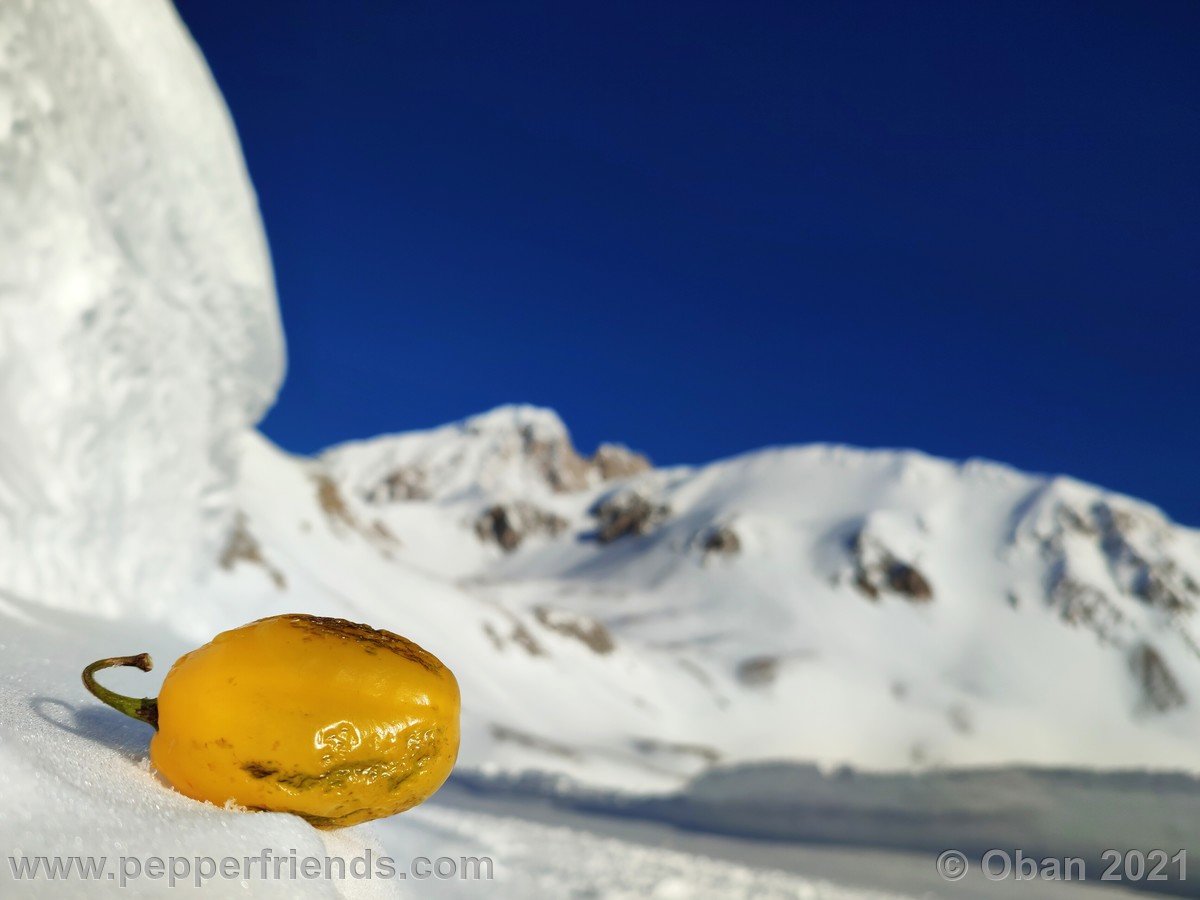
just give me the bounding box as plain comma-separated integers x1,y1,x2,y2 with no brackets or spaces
327,406,653,506
533,606,616,655
696,523,742,560
475,503,570,551
219,513,286,590
592,444,652,481
844,522,933,602
592,490,671,543
1130,642,1186,714
365,465,429,502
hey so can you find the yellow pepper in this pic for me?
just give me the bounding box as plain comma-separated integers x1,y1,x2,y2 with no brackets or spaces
82,614,460,828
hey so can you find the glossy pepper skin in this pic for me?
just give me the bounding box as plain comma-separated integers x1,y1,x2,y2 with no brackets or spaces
84,614,459,829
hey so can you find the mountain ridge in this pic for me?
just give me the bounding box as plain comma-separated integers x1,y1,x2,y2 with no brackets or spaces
207,404,1200,793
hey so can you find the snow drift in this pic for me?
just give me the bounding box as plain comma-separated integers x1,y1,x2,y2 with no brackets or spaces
0,0,284,616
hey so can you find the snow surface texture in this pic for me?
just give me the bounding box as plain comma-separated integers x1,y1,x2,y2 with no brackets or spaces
2,599,1152,898
0,0,284,616
2,601,904,899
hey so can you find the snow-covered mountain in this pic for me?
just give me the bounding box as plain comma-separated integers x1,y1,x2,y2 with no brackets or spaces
212,404,1200,791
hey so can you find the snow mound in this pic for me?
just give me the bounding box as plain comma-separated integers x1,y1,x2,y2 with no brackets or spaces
0,0,284,617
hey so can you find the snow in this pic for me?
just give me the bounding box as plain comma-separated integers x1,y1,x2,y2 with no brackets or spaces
223,406,1200,784
0,0,283,617
0,602,384,899
1,601,1159,897
4,602,912,898
2,0,1198,896
381,803,908,900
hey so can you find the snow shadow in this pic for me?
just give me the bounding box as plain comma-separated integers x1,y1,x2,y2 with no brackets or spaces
455,763,1200,897
30,696,151,762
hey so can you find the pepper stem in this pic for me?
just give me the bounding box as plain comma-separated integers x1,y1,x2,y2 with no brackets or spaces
81,653,159,730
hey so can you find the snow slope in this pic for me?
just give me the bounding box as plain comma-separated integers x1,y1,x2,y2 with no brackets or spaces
213,405,1200,791
0,0,284,617
1,599,913,899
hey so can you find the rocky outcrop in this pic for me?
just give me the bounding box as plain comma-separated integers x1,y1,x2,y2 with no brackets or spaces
518,422,594,493
314,472,357,532
1092,504,1199,614
218,513,286,590
591,490,670,543
521,429,652,493
1130,643,1186,713
592,444,652,481
335,407,655,509
1048,573,1123,642
631,738,721,767
696,524,742,560
736,656,779,687
311,470,400,556
482,619,545,657
364,466,429,503
885,562,933,600
1015,487,1200,617
533,606,615,654
474,503,570,552
848,528,933,602
1010,486,1200,660
490,724,577,758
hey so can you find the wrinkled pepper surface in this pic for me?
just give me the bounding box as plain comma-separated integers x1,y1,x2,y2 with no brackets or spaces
83,613,460,828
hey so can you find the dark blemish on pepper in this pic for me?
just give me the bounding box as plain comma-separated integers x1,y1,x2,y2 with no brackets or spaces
277,614,442,672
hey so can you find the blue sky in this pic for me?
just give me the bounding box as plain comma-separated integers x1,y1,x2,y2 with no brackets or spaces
175,1,1199,524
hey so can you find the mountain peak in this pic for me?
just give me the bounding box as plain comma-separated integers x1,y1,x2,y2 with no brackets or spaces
462,404,570,441
322,406,652,503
